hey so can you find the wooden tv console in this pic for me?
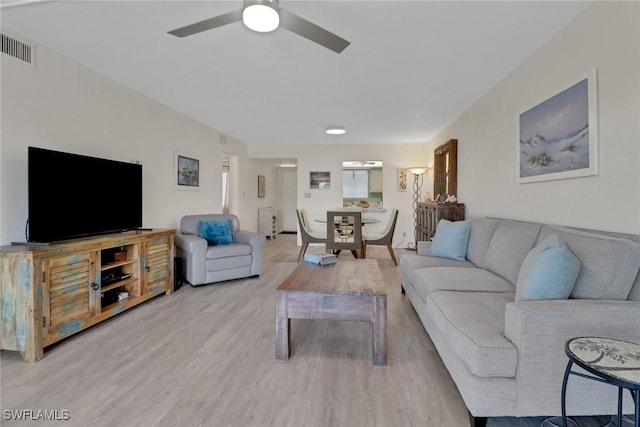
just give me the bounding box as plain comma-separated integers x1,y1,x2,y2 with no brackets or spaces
0,229,175,362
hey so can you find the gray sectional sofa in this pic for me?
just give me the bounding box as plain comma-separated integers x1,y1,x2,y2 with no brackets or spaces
399,217,640,424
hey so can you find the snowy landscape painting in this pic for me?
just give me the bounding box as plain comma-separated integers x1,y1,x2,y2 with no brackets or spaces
517,72,597,183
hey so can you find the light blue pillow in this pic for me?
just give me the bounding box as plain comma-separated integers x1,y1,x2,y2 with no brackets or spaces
197,220,234,246
431,220,471,261
515,234,581,301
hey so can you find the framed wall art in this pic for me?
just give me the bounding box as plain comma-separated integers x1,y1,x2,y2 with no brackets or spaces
175,150,200,190
517,69,598,183
310,171,330,189
397,168,408,191
258,175,265,198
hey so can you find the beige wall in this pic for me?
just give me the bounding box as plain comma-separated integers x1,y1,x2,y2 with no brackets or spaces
218,137,279,232
0,29,426,247
428,2,640,233
3,1,637,245
0,36,246,245
249,143,431,247
0,31,303,245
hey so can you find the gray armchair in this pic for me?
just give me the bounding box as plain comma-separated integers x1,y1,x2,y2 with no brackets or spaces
175,214,266,286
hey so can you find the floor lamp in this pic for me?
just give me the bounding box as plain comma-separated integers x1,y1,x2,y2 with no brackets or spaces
407,166,429,250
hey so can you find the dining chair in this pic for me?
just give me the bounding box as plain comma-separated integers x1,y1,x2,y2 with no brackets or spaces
362,209,399,265
325,210,363,259
296,209,326,262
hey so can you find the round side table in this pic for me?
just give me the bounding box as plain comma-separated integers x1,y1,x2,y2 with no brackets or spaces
562,337,640,427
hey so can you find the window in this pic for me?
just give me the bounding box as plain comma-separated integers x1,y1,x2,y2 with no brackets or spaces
343,169,369,198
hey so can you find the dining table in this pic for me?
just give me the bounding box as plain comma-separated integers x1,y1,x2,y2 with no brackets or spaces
314,218,381,225
315,217,380,259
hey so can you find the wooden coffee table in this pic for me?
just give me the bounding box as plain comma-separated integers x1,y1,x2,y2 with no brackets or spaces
275,259,387,366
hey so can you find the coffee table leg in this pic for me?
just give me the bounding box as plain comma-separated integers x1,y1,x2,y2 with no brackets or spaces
372,295,387,366
275,291,290,360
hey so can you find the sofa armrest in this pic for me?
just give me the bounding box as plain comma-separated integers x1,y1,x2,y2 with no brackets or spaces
235,230,266,248
175,233,207,285
504,299,640,414
175,233,207,253
235,230,267,275
417,241,432,256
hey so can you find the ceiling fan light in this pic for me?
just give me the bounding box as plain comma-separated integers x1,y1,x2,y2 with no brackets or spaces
243,3,279,32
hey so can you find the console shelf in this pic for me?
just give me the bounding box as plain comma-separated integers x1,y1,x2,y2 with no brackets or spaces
101,259,137,271
0,229,175,362
100,294,140,314
101,278,135,294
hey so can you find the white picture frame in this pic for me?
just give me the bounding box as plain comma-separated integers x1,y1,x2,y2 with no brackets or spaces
516,68,598,184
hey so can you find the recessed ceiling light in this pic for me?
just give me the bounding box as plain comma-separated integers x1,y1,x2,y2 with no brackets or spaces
326,126,346,135
278,163,297,168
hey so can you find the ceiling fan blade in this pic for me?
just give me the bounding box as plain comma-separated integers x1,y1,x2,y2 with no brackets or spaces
279,8,350,54
0,0,54,10
168,9,243,38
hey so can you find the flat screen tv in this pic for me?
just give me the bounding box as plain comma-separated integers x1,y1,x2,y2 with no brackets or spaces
28,146,143,243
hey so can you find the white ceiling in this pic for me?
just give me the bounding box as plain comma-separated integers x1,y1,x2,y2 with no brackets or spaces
1,0,590,146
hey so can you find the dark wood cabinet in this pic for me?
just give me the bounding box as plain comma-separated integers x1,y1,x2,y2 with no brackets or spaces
416,202,465,241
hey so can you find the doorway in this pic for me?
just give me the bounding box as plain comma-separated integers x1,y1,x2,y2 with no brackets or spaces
222,154,238,215
280,169,297,232
222,154,230,214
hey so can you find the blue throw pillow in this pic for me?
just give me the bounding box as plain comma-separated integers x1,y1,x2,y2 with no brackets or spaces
431,219,471,261
515,234,581,301
197,220,234,246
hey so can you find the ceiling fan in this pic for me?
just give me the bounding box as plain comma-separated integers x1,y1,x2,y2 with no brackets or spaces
345,161,378,167
168,0,350,54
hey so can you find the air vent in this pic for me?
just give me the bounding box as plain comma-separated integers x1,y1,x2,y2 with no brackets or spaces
1,33,33,64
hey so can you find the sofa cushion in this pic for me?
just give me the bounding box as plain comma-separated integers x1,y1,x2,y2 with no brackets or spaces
411,267,515,304
466,218,500,267
182,214,240,235
427,290,518,378
399,252,475,271
483,221,541,285
206,243,252,260
197,220,234,245
629,272,640,301
399,252,474,294
539,226,640,300
207,254,252,271
515,234,581,301
431,220,471,261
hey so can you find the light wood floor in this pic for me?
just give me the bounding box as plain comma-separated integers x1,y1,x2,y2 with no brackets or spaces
0,235,613,427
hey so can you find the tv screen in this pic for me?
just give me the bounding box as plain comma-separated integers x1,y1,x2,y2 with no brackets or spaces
28,146,142,243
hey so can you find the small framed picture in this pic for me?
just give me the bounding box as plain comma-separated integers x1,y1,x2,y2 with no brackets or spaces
310,171,330,190
175,150,200,190
258,175,265,198
397,168,408,191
